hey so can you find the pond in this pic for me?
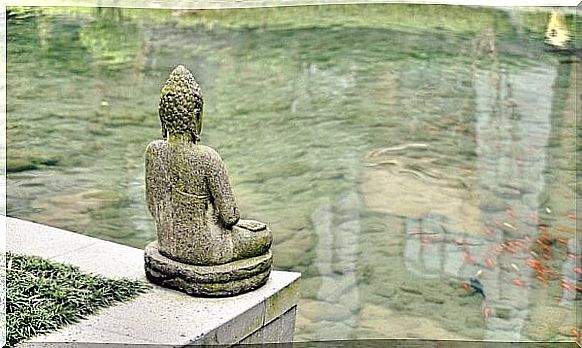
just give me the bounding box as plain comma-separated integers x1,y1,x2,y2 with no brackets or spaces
6,4,580,342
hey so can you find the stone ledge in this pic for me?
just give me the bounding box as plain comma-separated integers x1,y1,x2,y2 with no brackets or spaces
6,217,300,346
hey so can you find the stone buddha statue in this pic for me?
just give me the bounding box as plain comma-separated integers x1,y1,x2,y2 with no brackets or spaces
144,65,273,296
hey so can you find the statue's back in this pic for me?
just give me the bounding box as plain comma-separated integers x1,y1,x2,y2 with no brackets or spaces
146,139,232,264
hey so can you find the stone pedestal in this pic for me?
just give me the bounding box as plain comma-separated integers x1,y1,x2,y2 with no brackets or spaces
144,240,272,297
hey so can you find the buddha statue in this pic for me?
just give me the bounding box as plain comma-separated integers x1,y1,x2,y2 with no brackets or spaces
144,65,273,296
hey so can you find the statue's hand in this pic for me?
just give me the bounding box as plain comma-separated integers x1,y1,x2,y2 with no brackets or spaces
237,220,267,232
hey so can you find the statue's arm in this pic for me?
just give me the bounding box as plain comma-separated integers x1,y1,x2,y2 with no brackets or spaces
206,149,240,228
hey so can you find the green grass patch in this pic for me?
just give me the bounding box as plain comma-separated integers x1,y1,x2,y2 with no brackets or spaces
6,252,151,347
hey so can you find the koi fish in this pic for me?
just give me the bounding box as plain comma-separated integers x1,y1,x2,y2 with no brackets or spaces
504,242,517,254
485,257,495,269
555,225,573,234
484,226,494,236
492,245,504,255
514,240,527,250
526,259,542,269
483,306,492,318
512,277,524,287
470,278,486,298
561,279,575,292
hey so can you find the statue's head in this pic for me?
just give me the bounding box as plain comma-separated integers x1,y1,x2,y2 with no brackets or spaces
159,65,203,141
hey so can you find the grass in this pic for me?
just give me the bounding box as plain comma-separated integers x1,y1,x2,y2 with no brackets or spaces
6,252,151,347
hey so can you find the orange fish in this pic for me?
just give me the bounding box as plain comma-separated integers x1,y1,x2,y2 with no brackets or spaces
504,242,517,254
526,259,542,269
574,268,582,275
506,208,517,219
561,279,575,292
485,257,495,269
484,227,494,236
462,282,471,291
464,252,475,264
567,213,576,220
512,277,524,287
483,306,492,318
555,225,573,234
492,246,504,256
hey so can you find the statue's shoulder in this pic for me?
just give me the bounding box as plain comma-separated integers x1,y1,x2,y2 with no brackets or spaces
194,144,221,158
146,139,168,155
192,144,224,165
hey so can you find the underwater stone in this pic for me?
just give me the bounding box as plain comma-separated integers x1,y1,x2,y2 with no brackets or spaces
144,65,273,297
7,150,60,173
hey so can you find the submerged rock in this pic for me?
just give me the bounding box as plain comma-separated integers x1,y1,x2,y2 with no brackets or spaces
7,150,60,173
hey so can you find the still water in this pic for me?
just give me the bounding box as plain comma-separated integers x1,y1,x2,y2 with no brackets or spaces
7,5,580,342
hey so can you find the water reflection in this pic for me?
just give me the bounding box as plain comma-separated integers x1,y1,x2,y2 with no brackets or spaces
475,64,555,340
546,11,570,48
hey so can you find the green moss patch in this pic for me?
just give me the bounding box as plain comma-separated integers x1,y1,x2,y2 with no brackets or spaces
6,252,151,347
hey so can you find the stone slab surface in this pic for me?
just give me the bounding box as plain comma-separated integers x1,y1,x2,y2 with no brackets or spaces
6,217,300,346
52,241,145,279
7,217,99,260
